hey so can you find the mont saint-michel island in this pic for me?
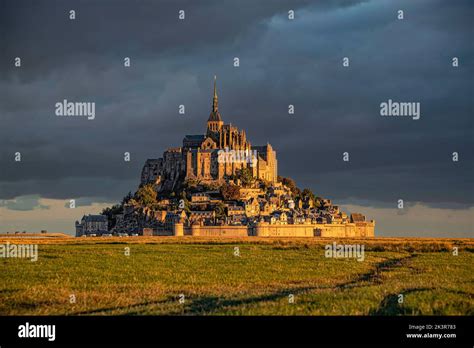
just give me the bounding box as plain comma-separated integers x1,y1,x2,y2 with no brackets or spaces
75,78,375,238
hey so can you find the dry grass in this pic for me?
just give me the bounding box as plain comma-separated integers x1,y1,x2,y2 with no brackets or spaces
1,235,472,250
0,236,472,315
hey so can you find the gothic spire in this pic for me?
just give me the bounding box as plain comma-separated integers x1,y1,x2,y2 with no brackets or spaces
212,75,218,113
207,75,223,129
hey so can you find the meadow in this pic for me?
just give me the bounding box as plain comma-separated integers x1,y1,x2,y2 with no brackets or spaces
0,236,473,315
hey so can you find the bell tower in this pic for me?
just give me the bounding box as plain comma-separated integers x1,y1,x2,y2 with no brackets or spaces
207,76,224,133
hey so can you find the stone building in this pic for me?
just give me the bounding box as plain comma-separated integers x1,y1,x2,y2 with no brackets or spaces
191,193,210,203
75,214,108,237
141,77,278,191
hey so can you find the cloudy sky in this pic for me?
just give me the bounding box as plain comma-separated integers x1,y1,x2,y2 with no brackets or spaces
0,0,472,237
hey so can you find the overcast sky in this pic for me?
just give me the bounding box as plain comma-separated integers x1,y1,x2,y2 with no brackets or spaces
0,0,472,236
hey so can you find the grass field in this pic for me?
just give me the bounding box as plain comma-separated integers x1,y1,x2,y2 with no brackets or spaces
0,236,473,315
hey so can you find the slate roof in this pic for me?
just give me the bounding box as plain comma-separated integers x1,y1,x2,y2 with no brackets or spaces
83,215,107,222
350,213,365,223
208,110,222,121
184,135,206,141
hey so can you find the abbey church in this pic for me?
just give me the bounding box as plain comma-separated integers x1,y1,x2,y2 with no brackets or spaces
141,77,278,191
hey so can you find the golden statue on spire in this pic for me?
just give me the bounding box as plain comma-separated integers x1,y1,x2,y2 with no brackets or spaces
212,75,218,113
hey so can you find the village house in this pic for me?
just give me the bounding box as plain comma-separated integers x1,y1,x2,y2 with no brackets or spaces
189,211,215,225
244,198,260,217
191,193,210,203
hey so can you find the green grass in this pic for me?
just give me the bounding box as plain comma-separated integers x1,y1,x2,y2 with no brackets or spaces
0,238,473,315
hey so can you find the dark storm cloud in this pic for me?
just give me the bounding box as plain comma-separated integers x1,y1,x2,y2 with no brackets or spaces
0,0,352,78
0,195,49,211
0,0,472,212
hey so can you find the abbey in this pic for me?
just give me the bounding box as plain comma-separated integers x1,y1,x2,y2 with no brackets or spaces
141,77,278,191
77,77,375,238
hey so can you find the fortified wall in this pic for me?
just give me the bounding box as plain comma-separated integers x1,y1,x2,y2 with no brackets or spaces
168,221,375,238
253,221,375,238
